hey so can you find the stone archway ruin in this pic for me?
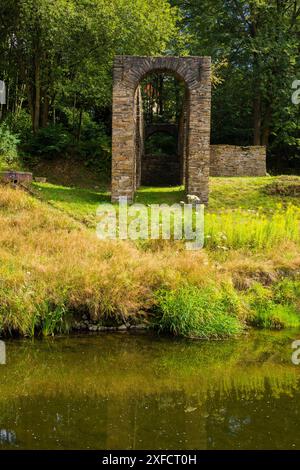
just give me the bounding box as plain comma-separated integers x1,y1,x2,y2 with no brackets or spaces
111,56,211,203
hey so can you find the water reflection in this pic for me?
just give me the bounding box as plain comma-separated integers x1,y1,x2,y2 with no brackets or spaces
0,429,16,445
0,330,299,449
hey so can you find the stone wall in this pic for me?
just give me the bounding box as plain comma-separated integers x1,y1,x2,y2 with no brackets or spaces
0,171,33,185
210,145,266,177
141,153,181,186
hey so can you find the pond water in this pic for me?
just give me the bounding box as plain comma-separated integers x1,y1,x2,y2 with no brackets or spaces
0,330,300,450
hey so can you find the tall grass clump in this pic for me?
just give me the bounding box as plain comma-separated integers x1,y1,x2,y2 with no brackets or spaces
245,282,300,329
155,285,244,339
0,284,71,337
205,205,300,250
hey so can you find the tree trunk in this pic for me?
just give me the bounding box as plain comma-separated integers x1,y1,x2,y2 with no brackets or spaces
253,89,261,145
27,83,34,126
262,104,272,147
33,56,40,133
41,93,49,128
77,107,83,142
159,75,163,116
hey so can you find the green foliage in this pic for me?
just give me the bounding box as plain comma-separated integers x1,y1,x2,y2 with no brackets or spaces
245,282,300,330
141,73,185,124
172,0,300,168
27,124,71,156
4,110,32,144
272,279,300,306
155,285,243,339
0,123,20,166
145,132,177,155
39,301,71,336
0,0,178,129
78,121,111,174
205,204,300,250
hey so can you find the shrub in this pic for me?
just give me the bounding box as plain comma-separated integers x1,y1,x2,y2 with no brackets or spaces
155,285,244,339
4,109,32,144
145,132,177,155
245,282,300,329
0,123,20,166
26,124,71,157
78,121,111,174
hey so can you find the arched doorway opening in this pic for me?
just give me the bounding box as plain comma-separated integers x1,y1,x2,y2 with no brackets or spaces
140,72,185,187
111,56,211,203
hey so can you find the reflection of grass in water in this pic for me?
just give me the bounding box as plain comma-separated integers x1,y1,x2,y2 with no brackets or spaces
0,332,299,404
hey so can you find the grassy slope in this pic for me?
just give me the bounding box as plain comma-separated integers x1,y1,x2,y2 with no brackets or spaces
0,176,299,337
33,176,300,224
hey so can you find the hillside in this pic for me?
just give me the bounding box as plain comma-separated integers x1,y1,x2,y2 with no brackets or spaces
0,176,299,338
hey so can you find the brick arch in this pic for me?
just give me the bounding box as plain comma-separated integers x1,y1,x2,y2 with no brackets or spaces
145,123,178,140
111,55,211,203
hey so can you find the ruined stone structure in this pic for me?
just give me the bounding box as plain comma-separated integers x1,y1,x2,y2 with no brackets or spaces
111,55,212,203
210,145,266,177
111,56,267,204
0,171,33,185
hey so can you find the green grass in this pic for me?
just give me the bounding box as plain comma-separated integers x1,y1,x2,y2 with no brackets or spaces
0,177,299,338
208,176,300,211
245,281,300,329
32,182,110,226
33,177,300,251
34,176,300,223
155,284,244,339
205,204,300,250
155,279,300,338
135,185,185,205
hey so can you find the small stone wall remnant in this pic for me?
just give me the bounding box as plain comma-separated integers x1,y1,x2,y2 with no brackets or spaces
0,171,33,185
141,153,181,186
210,145,266,177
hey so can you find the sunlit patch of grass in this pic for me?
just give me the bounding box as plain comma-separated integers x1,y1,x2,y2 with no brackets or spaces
204,204,300,250
208,176,300,211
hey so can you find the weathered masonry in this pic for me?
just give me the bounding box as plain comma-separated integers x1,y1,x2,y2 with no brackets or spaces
0,171,33,185
111,55,212,203
210,145,266,177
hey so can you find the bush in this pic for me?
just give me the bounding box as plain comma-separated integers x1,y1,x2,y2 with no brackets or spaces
155,285,244,339
145,132,177,155
4,109,32,144
245,282,300,329
0,123,20,167
26,124,71,157
78,121,111,174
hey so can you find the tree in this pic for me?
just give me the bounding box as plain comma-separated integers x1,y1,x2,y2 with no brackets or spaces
172,0,300,167
0,0,179,133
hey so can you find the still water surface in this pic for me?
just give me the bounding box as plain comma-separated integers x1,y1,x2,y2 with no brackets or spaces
0,330,300,449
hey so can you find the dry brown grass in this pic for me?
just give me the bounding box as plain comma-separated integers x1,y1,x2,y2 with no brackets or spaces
0,185,299,336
